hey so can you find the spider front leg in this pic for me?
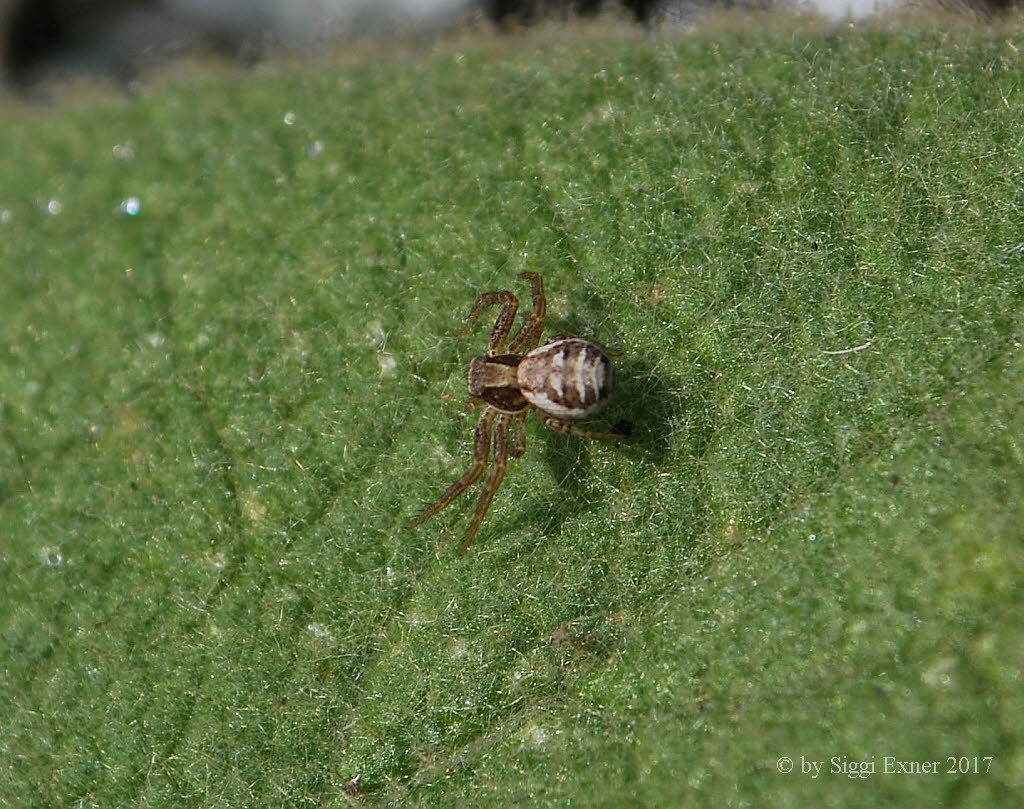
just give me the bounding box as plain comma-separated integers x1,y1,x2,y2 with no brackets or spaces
407,408,497,529
460,290,519,355
459,413,513,553
508,272,547,354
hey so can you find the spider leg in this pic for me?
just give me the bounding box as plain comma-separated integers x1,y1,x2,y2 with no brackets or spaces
459,290,519,355
407,408,497,529
508,272,547,354
510,412,527,458
458,413,512,553
542,417,627,442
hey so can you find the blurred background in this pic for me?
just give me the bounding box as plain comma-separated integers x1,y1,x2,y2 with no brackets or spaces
1,0,1016,92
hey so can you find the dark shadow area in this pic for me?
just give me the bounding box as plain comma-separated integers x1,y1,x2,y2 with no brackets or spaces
1,0,220,91
507,322,719,548
545,305,719,461
4,0,1018,94
486,0,654,27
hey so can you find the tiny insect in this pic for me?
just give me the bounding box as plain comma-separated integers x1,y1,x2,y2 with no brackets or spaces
408,272,627,552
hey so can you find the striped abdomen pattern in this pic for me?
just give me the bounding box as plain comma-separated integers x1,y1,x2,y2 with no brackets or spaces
517,338,613,420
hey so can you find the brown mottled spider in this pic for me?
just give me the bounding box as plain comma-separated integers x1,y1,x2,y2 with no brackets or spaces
408,272,627,553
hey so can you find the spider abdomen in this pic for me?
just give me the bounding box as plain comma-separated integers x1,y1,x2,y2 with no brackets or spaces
517,338,613,420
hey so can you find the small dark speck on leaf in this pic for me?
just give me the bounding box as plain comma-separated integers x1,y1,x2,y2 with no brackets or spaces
343,775,362,795
548,623,576,647
890,473,901,486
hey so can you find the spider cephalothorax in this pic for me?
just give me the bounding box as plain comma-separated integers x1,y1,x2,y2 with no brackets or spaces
408,272,626,552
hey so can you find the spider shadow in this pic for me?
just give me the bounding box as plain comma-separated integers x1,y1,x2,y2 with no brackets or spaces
512,337,718,550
